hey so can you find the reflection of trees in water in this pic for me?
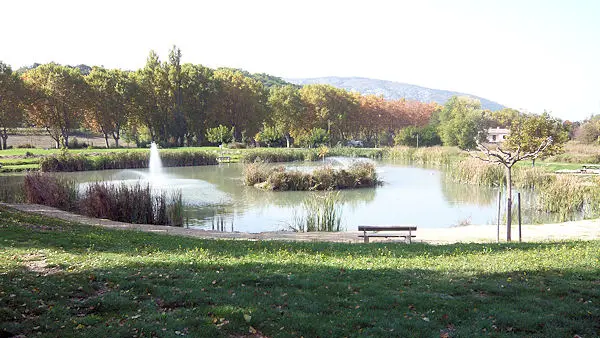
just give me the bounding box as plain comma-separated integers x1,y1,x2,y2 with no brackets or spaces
440,175,496,206
62,164,379,229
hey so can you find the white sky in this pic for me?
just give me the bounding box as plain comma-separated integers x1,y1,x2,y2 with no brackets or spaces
2,0,599,121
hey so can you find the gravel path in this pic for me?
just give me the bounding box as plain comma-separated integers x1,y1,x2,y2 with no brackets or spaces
5,203,600,244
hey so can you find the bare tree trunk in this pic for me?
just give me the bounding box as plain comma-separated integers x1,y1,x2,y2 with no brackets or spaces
506,166,512,242
285,134,291,148
104,134,110,148
1,128,8,150
532,158,536,167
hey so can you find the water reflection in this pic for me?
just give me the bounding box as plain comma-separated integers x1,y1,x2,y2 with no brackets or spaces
38,161,596,233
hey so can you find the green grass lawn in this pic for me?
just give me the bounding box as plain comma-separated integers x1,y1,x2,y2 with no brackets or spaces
0,206,598,337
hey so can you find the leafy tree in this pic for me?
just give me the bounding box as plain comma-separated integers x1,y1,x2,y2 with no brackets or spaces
486,108,520,128
22,63,88,148
180,63,215,146
129,51,171,144
298,84,358,145
267,85,304,147
575,115,600,144
394,125,441,147
438,96,486,150
255,124,282,147
504,112,568,166
85,67,133,148
0,62,26,150
212,69,267,141
206,125,234,145
296,127,329,148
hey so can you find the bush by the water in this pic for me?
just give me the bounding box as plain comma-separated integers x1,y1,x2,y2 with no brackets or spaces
22,173,184,226
244,162,379,191
40,150,217,172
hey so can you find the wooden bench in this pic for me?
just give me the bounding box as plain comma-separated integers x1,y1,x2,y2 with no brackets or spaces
358,225,417,243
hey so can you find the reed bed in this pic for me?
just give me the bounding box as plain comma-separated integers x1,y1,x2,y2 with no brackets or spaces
244,162,379,191
289,192,343,232
40,150,217,172
23,173,78,211
450,158,505,186
22,173,184,226
241,147,385,164
448,157,600,221
0,176,25,203
535,175,600,221
241,148,312,163
386,146,464,165
545,141,600,163
449,158,555,188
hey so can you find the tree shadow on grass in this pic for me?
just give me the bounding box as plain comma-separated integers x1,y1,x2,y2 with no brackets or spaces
1,255,599,337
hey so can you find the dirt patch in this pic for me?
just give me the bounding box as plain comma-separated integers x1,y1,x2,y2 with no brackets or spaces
21,254,62,276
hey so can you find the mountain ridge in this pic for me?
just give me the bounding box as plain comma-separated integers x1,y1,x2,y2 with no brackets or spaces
286,76,505,111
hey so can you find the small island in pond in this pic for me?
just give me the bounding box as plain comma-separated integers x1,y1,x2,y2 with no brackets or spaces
243,161,379,191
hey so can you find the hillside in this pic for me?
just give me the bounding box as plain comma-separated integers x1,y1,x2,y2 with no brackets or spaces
287,76,505,111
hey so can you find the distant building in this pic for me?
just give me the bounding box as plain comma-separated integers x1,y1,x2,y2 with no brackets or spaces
487,127,510,143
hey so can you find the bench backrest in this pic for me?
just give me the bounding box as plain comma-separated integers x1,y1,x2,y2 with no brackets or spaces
358,225,417,231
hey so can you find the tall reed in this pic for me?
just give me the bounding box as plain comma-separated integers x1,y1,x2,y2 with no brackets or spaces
243,162,379,191
78,182,185,226
23,173,78,211
290,192,343,232
0,176,25,203
40,150,217,172
535,175,600,221
386,146,463,165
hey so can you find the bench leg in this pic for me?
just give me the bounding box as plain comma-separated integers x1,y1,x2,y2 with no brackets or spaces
363,230,369,243
408,229,412,244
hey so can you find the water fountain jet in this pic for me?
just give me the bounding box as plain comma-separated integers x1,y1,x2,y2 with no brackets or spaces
149,142,163,177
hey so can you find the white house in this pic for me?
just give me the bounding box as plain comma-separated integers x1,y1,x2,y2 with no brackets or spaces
487,127,510,143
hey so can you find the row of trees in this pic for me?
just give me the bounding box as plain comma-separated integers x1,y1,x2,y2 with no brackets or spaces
0,47,438,150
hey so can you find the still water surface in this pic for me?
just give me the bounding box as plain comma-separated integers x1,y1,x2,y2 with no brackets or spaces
62,161,515,233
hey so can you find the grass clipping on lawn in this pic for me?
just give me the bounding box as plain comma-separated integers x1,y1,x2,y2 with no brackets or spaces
0,205,599,337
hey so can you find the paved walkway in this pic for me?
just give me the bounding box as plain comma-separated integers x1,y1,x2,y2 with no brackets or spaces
5,203,600,244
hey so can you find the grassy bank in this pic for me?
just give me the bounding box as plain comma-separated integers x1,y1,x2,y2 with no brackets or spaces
0,206,598,337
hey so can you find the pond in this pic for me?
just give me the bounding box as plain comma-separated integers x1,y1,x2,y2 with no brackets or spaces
54,160,565,233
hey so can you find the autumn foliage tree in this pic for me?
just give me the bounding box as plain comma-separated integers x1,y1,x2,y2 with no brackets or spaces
0,61,26,150
211,68,267,142
22,63,88,148
85,67,133,148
